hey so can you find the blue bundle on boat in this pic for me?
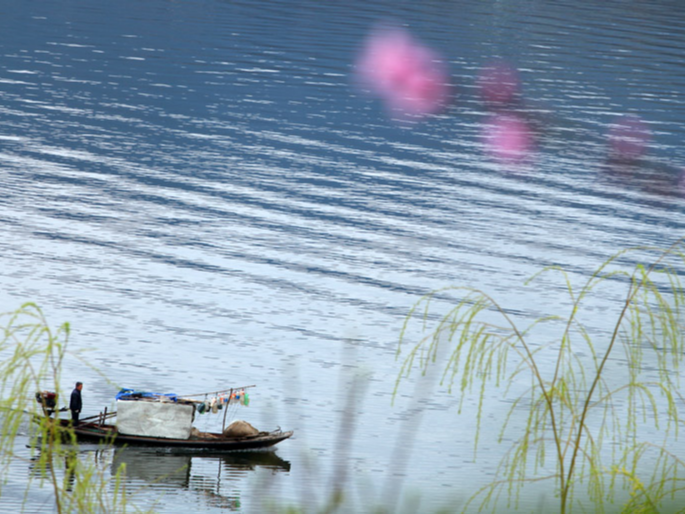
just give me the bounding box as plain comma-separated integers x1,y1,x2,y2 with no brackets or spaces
115,388,178,402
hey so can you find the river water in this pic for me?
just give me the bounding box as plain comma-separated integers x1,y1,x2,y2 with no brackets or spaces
1,0,685,512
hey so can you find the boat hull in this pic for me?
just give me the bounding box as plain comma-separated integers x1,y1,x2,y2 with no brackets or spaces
57,419,293,451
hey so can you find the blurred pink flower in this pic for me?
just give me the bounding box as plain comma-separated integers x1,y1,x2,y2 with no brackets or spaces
478,61,520,109
356,25,450,118
608,114,650,162
484,114,533,166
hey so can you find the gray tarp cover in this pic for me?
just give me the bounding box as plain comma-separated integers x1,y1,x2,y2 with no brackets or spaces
116,400,195,439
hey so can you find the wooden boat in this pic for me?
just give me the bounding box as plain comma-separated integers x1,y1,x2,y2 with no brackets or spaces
55,418,293,451
36,387,293,451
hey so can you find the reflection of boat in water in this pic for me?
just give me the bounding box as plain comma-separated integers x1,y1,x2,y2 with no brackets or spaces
112,446,291,479
111,447,291,511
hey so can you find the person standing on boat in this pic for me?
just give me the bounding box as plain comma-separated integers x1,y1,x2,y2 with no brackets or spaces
70,382,83,425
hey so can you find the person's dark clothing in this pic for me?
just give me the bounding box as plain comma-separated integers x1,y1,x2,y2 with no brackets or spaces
70,388,82,425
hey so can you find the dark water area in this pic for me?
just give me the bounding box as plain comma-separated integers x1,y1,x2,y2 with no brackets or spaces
1,0,685,512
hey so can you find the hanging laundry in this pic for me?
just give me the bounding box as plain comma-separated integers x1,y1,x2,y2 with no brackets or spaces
185,387,254,415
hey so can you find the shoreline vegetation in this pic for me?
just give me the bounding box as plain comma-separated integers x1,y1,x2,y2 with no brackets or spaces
3,241,685,512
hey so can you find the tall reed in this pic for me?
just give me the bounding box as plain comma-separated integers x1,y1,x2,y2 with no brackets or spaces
395,241,685,513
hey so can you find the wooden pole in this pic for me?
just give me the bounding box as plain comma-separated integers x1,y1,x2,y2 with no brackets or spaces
222,388,232,433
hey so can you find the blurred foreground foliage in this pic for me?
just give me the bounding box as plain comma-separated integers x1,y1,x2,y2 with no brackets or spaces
396,240,685,513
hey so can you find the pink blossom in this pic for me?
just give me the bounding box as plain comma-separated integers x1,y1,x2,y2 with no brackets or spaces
484,114,534,166
356,25,450,118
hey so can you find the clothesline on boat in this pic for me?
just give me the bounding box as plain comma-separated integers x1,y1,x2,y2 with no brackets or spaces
183,388,252,413
176,385,256,398
179,385,254,412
